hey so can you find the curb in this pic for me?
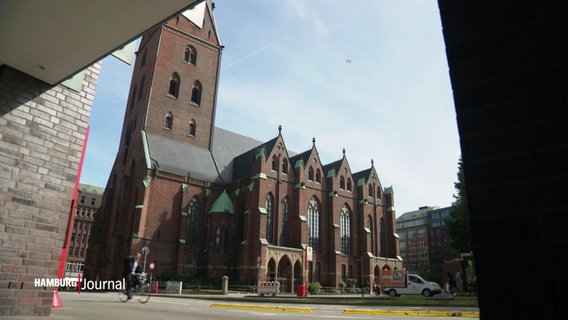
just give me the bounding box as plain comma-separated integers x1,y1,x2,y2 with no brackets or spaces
211,303,312,313
344,309,479,318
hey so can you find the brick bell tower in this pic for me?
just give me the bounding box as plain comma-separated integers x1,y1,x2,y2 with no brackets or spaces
122,0,221,157
86,1,221,280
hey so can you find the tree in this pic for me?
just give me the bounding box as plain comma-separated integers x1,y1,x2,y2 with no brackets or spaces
445,157,472,253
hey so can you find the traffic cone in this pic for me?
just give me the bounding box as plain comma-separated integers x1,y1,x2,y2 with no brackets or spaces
52,289,63,308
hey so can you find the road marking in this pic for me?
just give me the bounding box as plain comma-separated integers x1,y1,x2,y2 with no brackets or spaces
211,303,312,313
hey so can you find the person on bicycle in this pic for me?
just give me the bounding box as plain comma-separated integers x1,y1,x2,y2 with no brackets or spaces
123,252,142,299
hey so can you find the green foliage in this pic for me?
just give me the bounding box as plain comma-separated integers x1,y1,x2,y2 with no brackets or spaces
308,282,321,295
445,157,472,253
158,270,180,281
342,278,358,293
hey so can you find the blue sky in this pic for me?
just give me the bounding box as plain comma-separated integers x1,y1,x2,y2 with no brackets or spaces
80,0,461,216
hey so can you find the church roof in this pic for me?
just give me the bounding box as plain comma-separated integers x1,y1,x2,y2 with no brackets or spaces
232,137,277,181
289,149,312,168
352,168,372,186
144,127,264,184
323,159,343,178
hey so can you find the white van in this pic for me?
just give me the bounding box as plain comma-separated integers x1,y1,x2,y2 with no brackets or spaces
382,273,442,297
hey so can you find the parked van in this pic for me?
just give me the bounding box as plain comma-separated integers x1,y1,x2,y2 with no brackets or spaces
381,270,442,297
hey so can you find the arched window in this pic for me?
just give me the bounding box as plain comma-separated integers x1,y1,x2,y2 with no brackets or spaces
340,176,345,189
368,184,373,197
282,159,288,174
347,178,352,191
168,73,180,98
368,215,375,256
185,198,199,243
315,169,321,183
281,198,289,246
191,80,202,105
184,46,197,65
271,155,278,171
188,119,196,136
377,188,382,199
308,197,320,252
379,218,386,257
164,112,173,130
214,226,221,249
340,204,351,255
265,194,274,244
308,167,314,181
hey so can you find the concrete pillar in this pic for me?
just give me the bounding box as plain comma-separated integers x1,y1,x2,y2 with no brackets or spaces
222,276,229,295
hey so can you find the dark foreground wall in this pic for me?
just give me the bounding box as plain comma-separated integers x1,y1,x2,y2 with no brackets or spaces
438,1,568,318
0,64,100,318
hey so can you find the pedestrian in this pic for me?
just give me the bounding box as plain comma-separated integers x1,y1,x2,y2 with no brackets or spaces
373,281,380,295
455,271,463,295
446,272,455,294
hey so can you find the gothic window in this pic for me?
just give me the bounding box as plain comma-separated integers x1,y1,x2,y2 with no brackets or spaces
368,215,375,256
282,159,288,174
308,167,314,181
340,204,351,255
168,73,180,98
308,197,320,252
340,176,345,189
185,198,199,243
281,198,289,246
191,80,202,105
368,184,373,197
347,178,352,191
214,226,221,250
271,155,278,171
315,169,321,183
377,188,382,199
188,119,196,137
184,46,197,65
265,194,274,244
164,112,173,130
380,218,386,257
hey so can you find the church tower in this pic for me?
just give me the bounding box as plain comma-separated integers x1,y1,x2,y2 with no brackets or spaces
121,0,220,158
86,1,222,280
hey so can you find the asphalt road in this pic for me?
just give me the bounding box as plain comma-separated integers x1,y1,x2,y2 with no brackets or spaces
50,291,479,320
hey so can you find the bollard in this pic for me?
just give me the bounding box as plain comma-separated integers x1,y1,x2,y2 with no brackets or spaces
222,276,229,295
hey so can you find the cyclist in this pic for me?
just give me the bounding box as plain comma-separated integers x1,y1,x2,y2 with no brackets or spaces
123,252,142,299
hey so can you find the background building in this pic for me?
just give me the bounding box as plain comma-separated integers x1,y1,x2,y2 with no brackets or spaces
396,205,460,285
427,206,459,269
84,3,402,292
64,184,104,280
396,206,433,272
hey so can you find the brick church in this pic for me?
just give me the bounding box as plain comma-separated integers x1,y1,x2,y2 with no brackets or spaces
85,1,402,291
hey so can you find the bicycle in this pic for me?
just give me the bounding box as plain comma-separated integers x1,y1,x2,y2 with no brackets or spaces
118,272,151,303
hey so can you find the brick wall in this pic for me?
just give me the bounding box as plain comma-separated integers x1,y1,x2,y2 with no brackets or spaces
438,1,568,318
0,64,100,318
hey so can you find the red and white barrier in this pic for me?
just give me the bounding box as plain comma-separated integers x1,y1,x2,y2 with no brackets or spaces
257,281,280,296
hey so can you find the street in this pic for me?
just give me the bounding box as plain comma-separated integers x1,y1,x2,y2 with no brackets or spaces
51,292,479,320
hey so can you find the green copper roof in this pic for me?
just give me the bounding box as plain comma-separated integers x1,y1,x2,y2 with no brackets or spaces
208,190,234,215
